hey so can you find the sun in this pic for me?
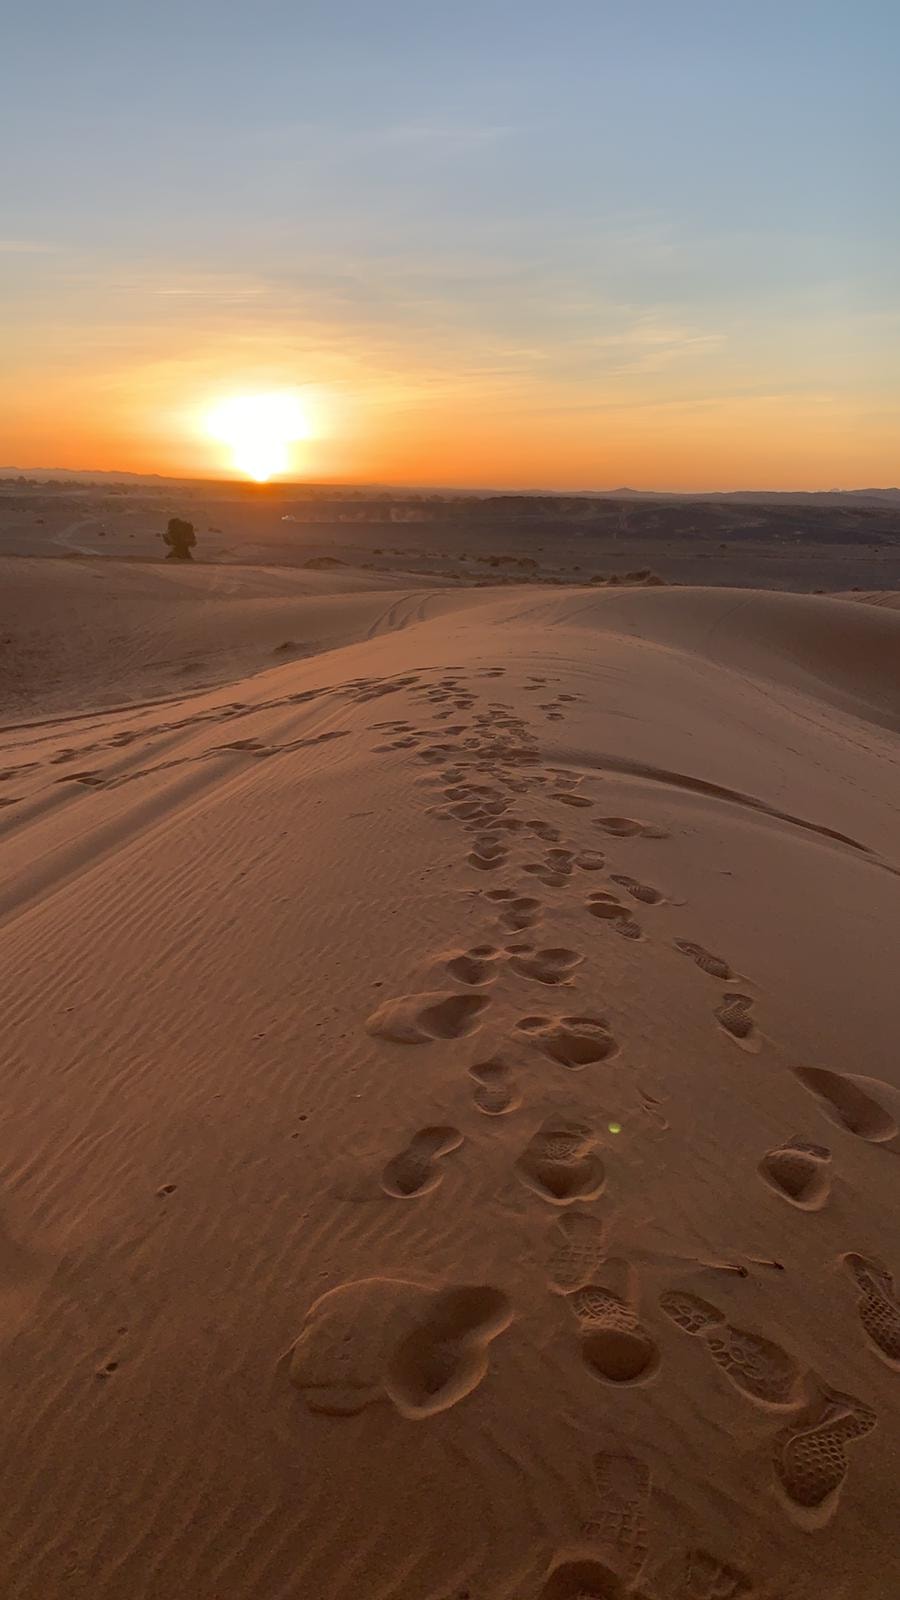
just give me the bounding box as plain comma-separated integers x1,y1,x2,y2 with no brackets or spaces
206,391,312,482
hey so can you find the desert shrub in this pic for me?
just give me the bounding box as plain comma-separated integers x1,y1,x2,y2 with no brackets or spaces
163,517,196,560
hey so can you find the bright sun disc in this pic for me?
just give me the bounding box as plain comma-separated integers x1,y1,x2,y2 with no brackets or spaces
206,392,312,482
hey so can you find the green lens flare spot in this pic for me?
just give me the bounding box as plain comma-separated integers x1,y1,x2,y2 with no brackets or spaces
608,1122,622,1134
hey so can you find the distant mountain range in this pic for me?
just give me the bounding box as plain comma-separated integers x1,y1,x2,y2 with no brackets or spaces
3,468,899,507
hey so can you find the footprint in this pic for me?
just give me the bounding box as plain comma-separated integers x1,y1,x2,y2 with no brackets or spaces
527,819,563,843
673,940,734,980
555,793,593,809
509,946,585,986
586,893,643,941
572,1261,660,1386
595,816,668,839
381,1127,463,1197
759,1138,831,1210
610,874,664,905
546,1210,609,1294
523,863,570,889
467,846,507,871
714,993,757,1048
582,1451,651,1588
290,1277,511,1419
540,1559,642,1599
468,1057,520,1116
659,1291,803,1409
516,1013,617,1068
680,1551,752,1598
445,946,503,985
367,991,489,1044
574,851,606,871
843,1253,900,1367
516,1118,606,1204
499,896,543,932
774,1380,877,1529
385,1285,512,1419
793,1066,898,1145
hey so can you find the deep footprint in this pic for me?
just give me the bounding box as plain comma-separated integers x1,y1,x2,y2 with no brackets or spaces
516,1013,617,1068
385,1285,512,1419
540,1558,639,1599
508,945,585,986
367,990,490,1044
516,1118,606,1204
659,1290,802,1409
759,1138,831,1210
571,1260,660,1386
381,1127,463,1197
445,946,502,985
290,1277,510,1419
793,1066,898,1145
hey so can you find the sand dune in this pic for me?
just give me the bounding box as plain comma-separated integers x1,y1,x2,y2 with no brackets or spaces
1,569,899,1599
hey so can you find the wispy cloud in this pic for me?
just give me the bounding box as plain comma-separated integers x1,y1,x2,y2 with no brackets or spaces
0,239,59,255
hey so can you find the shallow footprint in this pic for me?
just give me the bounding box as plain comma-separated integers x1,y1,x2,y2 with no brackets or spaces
381,1127,463,1197
499,896,544,932
586,893,643,941
659,1290,802,1408
516,1013,617,1068
367,990,489,1044
759,1138,831,1210
680,1551,753,1599
574,850,606,871
595,816,668,839
610,874,664,905
468,1057,520,1116
774,1380,877,1530
582,1451,651,1589
843,1253,900,1368
714,992,758,1049
546,1210,609,1294
674,939,736,980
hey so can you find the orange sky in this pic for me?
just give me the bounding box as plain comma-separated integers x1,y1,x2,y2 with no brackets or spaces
4,7,898,490
3,294,898,490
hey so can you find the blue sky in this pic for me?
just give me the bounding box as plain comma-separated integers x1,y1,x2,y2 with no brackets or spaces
3,1,898,484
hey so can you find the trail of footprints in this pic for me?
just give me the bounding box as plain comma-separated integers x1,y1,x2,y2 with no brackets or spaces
283,661,895,1584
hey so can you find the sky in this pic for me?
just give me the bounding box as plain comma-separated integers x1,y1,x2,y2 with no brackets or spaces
2,0,898,489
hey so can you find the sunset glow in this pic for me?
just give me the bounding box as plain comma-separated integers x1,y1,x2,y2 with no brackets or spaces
205,393,312,482
3,5,897,489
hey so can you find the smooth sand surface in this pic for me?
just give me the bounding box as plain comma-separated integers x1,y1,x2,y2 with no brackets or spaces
1,564,899,1599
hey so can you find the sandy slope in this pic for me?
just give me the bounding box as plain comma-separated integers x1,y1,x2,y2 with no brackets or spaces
0,556,450,720
1,576,899,1600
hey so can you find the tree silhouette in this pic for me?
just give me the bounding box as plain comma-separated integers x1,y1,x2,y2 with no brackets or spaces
163,517,196,560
